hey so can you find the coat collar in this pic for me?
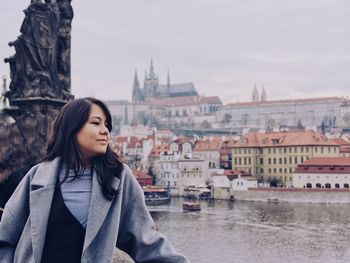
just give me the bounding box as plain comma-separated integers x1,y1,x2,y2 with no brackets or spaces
30,157,61,263
82,169,120,253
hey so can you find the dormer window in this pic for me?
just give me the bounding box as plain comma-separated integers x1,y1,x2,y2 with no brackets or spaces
272,139,280,144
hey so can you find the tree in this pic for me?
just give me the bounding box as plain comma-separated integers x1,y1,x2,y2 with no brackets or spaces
343,112,350,127
200,120,212,129
221,113,232,124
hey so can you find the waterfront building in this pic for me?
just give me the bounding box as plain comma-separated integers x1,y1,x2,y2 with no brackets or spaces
218,97,346,130
157,151,180,188
293,157,350,189
212,170,253,199
193,137,222,169
231,130,340,185
148,143,169,181
177,158,208,194
219,137,239,169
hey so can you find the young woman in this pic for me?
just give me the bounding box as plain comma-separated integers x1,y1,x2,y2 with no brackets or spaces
0,97,189,263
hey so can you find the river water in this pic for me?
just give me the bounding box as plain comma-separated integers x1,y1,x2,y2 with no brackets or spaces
149,197,350,263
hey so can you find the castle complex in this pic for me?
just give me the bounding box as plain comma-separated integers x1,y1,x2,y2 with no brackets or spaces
132,60,198,102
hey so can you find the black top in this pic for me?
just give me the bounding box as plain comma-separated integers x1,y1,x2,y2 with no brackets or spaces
41,181,86,263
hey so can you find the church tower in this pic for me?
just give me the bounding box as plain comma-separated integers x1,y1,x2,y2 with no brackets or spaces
132,70,143,102
252,84,259,102
261,86,267,102
166,68,171,96
143,59,159,99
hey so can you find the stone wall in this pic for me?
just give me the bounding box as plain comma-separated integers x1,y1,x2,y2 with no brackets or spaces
229,188,350,204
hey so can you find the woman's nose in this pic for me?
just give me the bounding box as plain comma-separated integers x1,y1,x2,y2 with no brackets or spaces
100,125,109,135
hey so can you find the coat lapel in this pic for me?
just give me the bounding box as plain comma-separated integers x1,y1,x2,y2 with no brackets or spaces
29,157,61,263
83,170,120,252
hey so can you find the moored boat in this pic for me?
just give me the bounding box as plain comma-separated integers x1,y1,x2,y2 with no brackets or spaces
143,186,171,205
183,201,201,211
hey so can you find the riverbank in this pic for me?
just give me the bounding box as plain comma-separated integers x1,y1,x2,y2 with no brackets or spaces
230,188,350,204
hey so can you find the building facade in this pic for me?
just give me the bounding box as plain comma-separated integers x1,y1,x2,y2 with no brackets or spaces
293,157,350,189
231,130,340,185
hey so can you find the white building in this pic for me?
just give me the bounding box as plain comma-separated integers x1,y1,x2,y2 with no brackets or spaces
218,97,346,129
212,170,256,199
157,152,180,188
293,157,350,189
177,158,208,194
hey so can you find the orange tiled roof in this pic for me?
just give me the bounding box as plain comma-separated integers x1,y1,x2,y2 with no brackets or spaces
227,97,342,107
300,157,350,166
295,157,350,173
149,144,169,157
332,138,350,145
232,130,338,148
193,138,222,151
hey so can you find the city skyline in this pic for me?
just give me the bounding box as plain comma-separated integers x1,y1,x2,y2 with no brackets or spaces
0,0,349,103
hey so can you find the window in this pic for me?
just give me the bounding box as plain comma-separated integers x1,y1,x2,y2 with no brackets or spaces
260,168,264,174
316,183,321,188
344,184,349,188
260,158,264,164
306,183,312,188
335,184,340,188
325,183,331,188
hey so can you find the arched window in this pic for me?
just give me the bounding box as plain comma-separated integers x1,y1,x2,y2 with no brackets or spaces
306,183,312,188
344,184,349,188
325,183,331,188
335,183,340,188
316,183,321,188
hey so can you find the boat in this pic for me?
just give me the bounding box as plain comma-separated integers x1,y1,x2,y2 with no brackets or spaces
183,202,201,211
143,186,171,205
183,185,211,199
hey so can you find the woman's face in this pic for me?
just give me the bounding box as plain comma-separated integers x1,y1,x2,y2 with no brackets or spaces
76,103,110,163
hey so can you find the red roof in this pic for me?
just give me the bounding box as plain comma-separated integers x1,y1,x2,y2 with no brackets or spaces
232,130,338,148
295,157,350,174
193,138,222,151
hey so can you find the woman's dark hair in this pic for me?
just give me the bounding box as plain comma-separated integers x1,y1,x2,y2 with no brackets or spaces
43,97,124,200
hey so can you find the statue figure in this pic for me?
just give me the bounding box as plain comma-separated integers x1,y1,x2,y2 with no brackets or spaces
57,0,74,96
4,0,72,101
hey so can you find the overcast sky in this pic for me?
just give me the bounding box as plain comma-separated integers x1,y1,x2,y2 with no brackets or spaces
0,0,349,103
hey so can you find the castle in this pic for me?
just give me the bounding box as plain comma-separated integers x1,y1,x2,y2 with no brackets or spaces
132,60,198,102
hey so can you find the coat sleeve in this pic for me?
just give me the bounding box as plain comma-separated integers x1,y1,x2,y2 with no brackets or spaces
0,167,34,262
116,166,190,263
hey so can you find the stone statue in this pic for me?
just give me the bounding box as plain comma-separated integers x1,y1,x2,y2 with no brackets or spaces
57,0,74,95
4,0,72,101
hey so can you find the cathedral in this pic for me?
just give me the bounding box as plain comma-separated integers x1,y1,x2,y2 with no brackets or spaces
132,60,198,102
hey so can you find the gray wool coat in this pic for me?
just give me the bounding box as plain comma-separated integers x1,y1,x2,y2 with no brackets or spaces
0,157,189,263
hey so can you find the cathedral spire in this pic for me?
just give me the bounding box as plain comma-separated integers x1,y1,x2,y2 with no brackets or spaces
261,85,267,102
149,59,156,79
167,68,171,86
132,69,143,102
123,105,129,125
252,84,259,102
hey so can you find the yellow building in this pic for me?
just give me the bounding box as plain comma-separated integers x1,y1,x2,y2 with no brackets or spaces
231,130,340,185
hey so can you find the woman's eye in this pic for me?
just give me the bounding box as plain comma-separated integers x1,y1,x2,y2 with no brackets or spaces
91,121,99,125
